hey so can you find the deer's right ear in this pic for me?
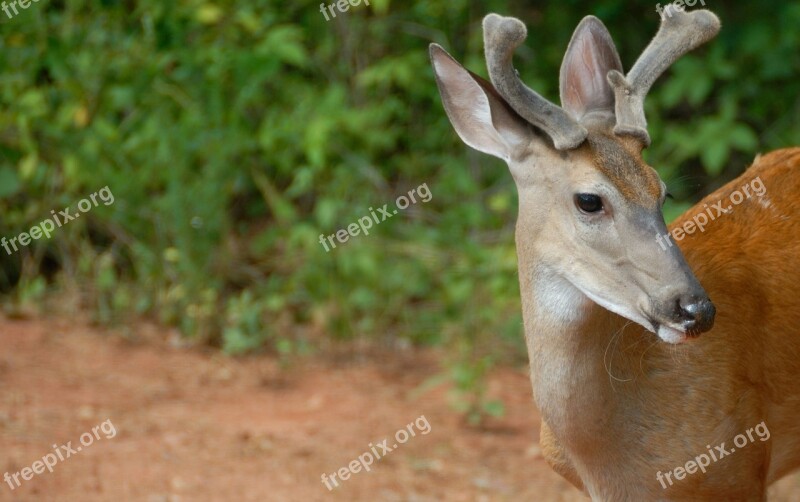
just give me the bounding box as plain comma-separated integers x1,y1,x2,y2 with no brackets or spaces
430,44,532,162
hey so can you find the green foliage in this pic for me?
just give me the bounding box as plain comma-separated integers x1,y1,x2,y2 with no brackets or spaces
449,355,506,426
1,0,798,417
222,290,269,355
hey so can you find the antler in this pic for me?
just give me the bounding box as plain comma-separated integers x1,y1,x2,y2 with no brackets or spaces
607,8,721,147
483,14,588,151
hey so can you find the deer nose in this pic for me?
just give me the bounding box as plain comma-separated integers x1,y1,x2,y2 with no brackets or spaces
676,295,716,335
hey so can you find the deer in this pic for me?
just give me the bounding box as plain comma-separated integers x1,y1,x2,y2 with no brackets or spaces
429,7,800,501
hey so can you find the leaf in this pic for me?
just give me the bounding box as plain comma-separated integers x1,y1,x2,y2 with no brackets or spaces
687,76,713,106
258,25,308,68
729,124,759,151
370,0,390,15
250,168,298,226
196,4,223,24
701,141,729,176
483,400,505,418
18,154,38,181
0,166,21,198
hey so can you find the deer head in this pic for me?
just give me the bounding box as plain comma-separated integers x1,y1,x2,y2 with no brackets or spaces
430,10,720,343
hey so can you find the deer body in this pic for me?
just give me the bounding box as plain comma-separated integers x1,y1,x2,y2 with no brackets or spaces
430,8,800,501
530,149,800,500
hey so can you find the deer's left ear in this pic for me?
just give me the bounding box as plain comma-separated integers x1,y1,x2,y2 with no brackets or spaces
559,16,622,122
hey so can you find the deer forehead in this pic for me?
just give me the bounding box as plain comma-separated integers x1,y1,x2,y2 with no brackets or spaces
580,131,663,208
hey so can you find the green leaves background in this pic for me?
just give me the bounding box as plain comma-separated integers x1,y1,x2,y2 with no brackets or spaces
0,0,797,417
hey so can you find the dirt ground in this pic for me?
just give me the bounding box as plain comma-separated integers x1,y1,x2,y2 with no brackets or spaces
1,315,799,502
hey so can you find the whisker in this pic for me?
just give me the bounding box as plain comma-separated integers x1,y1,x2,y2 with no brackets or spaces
639,335,661,375
604,321,634,390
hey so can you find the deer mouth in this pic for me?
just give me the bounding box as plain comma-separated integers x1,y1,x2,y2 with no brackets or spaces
654,323,691,344
652,319,709,344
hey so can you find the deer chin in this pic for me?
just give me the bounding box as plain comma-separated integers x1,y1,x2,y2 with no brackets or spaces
534,268,657,334
567,280,655,335
570,281,699,346
655,324,689,344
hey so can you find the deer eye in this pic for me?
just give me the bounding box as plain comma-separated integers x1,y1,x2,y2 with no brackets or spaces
575,193,604,213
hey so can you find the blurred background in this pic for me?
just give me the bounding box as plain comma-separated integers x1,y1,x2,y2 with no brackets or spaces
1,0,799,500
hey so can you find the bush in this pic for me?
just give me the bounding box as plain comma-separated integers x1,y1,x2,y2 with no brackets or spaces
1,0,798,420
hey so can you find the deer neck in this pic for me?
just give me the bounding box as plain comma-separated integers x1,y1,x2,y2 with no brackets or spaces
516,218,634,450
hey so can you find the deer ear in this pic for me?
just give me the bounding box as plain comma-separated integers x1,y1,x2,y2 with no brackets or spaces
430,44,532,162
559,16,622,121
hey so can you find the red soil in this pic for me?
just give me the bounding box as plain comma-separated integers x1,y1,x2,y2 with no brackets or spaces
1,316,798,501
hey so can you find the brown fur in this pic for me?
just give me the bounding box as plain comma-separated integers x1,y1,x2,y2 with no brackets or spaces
536,149,800,500
585,131,663,207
